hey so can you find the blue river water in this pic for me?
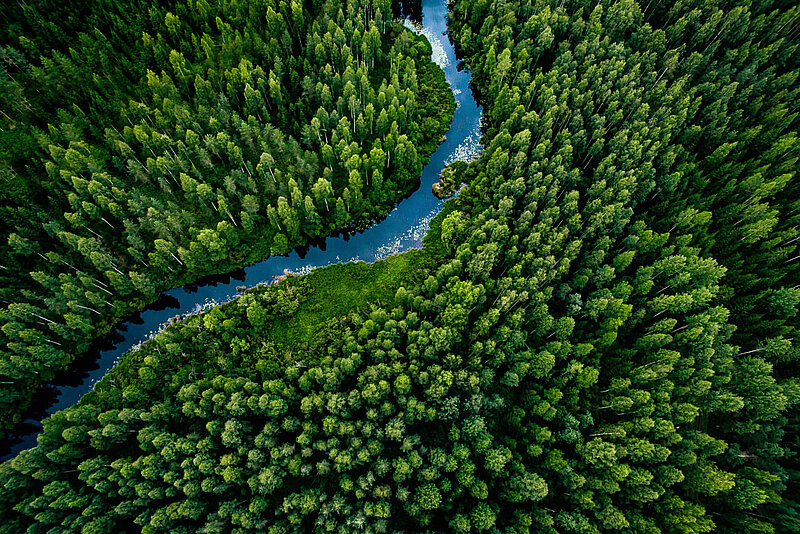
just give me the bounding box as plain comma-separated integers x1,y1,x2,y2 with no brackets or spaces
1,0,483,460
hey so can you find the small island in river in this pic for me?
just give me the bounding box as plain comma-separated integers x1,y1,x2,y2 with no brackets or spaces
432,160,467,199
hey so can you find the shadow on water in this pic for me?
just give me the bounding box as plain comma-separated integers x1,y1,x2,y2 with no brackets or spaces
393,0,423,22
183,270,248,293
0,0,483,461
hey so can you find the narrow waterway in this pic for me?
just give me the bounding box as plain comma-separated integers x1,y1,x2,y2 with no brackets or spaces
1,0,483,460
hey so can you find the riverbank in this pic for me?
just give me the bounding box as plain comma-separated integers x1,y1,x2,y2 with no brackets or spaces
1,1,480,458
79,198,455,410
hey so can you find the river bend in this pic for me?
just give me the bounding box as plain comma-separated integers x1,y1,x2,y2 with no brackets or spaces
1,0,483,460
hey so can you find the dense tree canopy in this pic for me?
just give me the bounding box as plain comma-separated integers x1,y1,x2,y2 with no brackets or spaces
0,0,454,428
2,0,800,532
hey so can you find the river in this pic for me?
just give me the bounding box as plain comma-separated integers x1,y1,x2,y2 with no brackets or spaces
0,0,483,460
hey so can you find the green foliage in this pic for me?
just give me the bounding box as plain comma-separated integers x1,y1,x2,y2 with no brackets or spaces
2,0,800,532
0,0,454,428
433,160,467,199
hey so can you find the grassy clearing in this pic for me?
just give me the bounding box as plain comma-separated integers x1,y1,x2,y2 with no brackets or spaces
265,199,455,349
267,250,426,346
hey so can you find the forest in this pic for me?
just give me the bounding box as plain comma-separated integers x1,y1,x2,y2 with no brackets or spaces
1,0,800,533
0,0,454,429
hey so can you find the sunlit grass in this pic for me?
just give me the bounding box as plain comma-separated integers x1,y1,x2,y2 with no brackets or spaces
265,200,455,348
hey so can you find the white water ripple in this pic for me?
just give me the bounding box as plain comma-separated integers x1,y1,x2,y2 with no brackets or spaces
445,124,483,166
403,19,449,69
